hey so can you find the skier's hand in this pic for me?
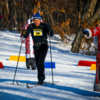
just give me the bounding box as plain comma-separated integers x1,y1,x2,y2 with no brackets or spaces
22,29,26,36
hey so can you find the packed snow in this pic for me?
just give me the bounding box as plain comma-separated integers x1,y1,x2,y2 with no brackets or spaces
0,31,100,100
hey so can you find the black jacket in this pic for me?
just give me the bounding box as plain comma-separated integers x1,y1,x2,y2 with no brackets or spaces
23,23,54,43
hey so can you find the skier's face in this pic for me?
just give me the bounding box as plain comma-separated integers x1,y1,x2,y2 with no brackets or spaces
33,19,41,27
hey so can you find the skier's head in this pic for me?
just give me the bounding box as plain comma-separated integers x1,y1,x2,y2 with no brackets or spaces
33,13,41,27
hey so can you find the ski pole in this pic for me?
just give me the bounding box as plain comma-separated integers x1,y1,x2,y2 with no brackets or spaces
12,37,23,84
49,31,54,85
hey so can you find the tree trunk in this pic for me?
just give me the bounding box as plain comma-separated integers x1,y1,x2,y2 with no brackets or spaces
88,0,98,16
0,2,3,30
71,26,83,53
9,0,13,31
50,13,55,25
82,0,92,20
88,6,100,25
71,0,98,53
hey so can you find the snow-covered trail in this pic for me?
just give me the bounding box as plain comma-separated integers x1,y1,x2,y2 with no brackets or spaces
0,31,100,100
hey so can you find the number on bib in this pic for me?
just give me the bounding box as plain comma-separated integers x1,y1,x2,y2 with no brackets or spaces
34,29,43,36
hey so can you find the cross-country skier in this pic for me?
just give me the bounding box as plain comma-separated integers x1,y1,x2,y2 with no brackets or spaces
22,13,54,84
21,18,36,70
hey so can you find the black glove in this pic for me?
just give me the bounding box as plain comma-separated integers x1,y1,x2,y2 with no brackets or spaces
47,24,54,36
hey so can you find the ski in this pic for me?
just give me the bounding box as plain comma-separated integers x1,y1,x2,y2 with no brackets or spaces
26,82,50,88
16,80,38,85
26,81,59,88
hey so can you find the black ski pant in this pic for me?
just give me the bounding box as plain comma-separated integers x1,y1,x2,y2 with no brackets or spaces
34,43,48,81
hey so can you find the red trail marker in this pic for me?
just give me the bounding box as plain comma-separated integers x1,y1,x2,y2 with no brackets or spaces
0,62,4,68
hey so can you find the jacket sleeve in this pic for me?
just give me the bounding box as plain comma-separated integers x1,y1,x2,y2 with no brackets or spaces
92,27,100,37
23,26,31,38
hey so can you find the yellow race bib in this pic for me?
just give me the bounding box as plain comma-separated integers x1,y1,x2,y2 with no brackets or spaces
34,29,43,36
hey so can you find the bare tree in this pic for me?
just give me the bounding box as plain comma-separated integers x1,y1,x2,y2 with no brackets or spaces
71,0,100,53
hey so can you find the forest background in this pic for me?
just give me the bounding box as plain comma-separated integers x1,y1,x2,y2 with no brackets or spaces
0,0,100,53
